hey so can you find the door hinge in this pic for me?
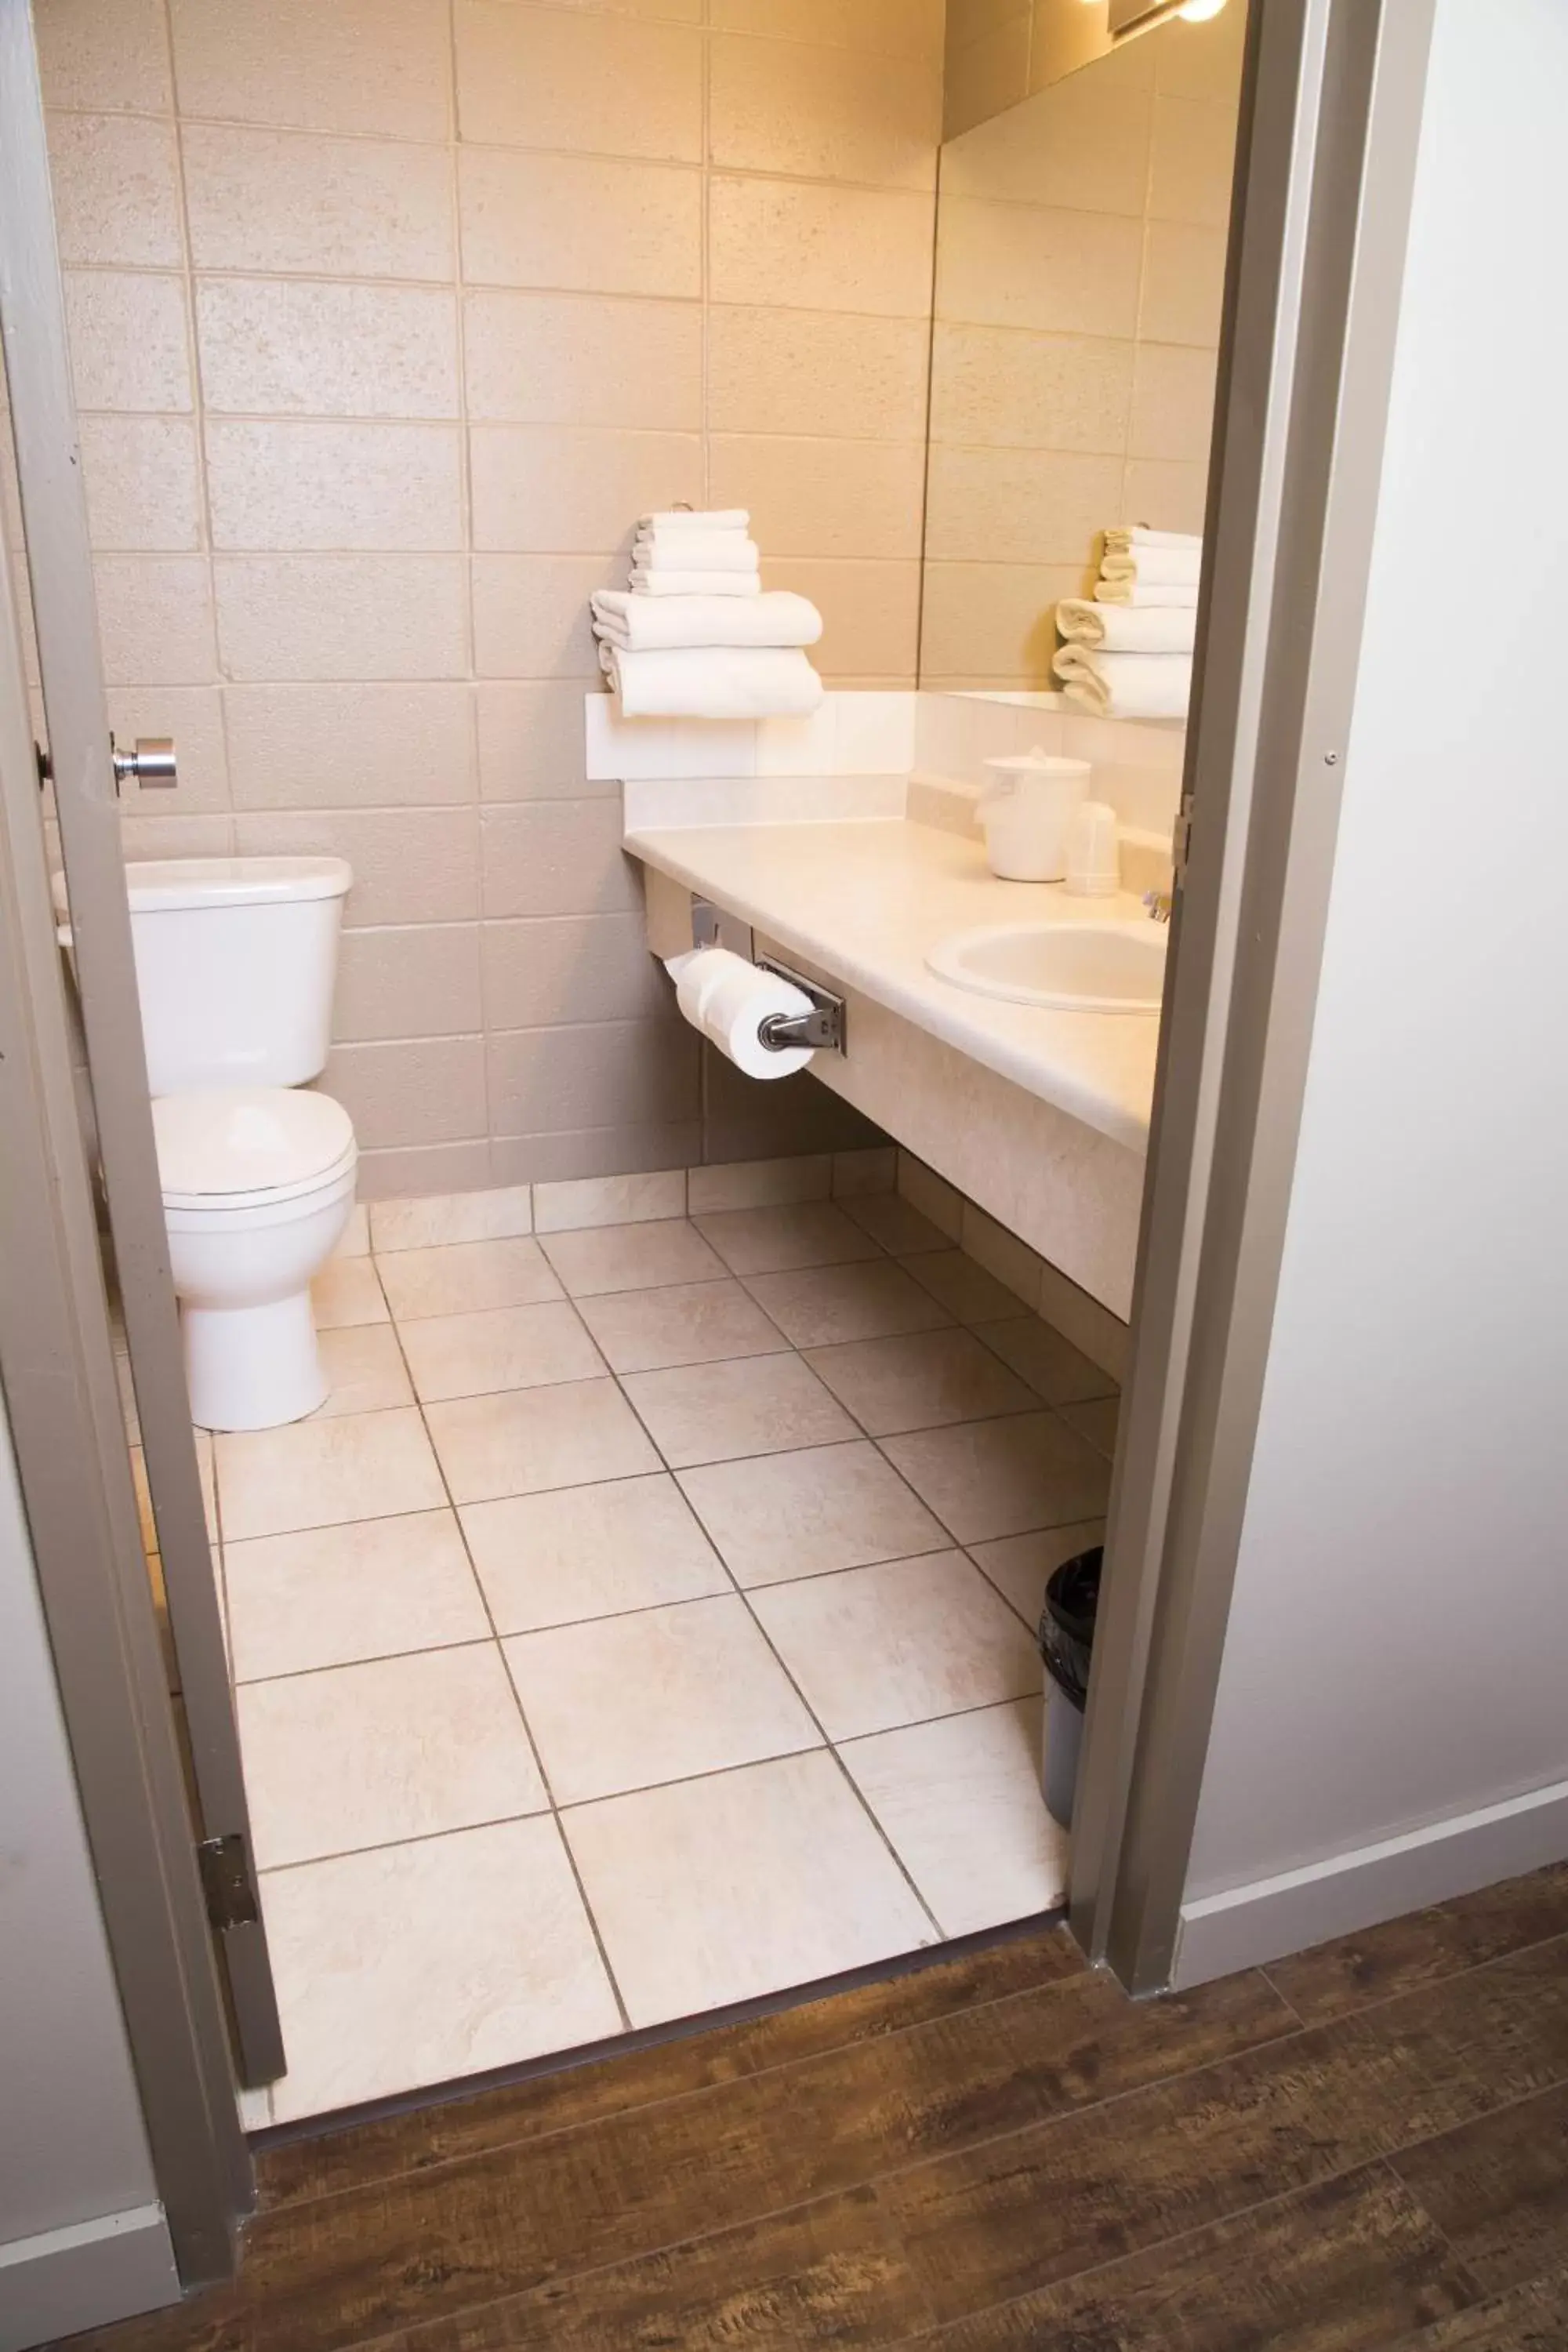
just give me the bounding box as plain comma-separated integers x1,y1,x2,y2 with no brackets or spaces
1171,795,1194,884
196,1833,260,1932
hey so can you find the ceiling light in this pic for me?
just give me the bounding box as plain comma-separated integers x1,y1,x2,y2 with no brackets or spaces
1179,0,1229,19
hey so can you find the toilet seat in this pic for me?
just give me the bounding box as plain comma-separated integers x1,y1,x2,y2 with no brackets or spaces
154,1087,356,1213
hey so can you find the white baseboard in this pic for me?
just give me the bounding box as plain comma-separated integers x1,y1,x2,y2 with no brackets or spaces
1174,1773,1568,1990
0,2205,179,2352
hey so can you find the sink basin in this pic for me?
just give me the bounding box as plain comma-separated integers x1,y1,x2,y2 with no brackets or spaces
927,920,1167,1014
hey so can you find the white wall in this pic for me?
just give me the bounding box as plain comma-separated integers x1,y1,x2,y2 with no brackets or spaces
1177,0,1568,1980
0,1386,176,2348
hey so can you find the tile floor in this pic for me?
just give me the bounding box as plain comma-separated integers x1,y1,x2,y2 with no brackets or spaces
157,1189,1120,2127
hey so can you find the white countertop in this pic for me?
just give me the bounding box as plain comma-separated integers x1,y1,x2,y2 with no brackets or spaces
624,813,1162,1153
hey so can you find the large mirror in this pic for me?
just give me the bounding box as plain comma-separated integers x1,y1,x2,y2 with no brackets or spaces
920,3,1247,694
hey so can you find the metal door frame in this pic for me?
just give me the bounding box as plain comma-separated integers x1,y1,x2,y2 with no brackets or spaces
0,0,285,2096
0,417,250,2285
1069,0,1439,1988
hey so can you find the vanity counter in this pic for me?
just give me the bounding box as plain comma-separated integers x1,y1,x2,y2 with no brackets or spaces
623,810,1161,1156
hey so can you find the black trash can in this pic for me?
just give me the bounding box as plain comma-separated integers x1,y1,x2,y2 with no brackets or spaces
1038,1545,1102,1829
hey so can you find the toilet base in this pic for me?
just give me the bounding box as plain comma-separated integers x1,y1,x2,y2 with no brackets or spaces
183,1289,328,1432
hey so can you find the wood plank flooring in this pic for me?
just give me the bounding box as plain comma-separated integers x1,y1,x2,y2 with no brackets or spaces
58,1864,1568,2352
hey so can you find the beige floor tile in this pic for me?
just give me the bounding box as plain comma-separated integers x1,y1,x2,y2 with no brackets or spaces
426,1377,659,1504
880,1410,1112,1544
750,1551,1039,1740
237,2083,274,2132
1059,1394,1122,1457
332,1202,371,1258
804,1326,1039,1436
215,1407,445,1541
539,1217,725,1298
693,1200,884,1276
505,1595,819,1806
742,1258,953,1349
312,1323,414,1420
840,1191,951,1255
677,1439,946,1587
238,1644,546,1870
840,1698,1067,1938
575,1278,789,1374
225,1508,489,1682
310,1253,390,1329
622,1352,858,1468
905,1249,1031,1327
263,1817,621,2123
376,1236,564,1320
398,1300,604,1403
462,1474,728,1633
968,1522,1105,1632
976,1315,1119,1406
369,1185,533,1254
563,1750,935,2027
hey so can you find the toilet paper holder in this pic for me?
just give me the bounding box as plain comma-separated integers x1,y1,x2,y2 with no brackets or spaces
754,956,845,1054
690,896,844,1054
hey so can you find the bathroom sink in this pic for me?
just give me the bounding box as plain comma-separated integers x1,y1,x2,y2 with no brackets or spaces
926,920,1168,1014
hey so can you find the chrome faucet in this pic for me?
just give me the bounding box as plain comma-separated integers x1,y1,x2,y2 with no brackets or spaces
1143,888,1173,924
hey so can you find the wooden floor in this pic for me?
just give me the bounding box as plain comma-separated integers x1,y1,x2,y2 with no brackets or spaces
63,1864,1568,2351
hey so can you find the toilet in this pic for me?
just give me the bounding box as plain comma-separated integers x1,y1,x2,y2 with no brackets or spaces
72,856,358,1432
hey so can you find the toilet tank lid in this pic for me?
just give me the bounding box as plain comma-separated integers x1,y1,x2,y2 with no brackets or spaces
51,856,354,917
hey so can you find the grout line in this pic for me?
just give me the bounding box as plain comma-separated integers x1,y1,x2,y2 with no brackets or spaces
154,0,234,851
376,1259,638,2037
442,0,494,1167
258,1800,559,1880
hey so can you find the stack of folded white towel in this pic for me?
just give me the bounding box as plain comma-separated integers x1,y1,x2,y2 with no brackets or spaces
1051,528,1202,720
590,509,825,720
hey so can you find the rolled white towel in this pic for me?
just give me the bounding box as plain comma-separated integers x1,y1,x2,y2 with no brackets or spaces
1057,597,1196,654
638,508,749,533
1094,577,1199,609
1099,543,1202,590
633,532,761,573
591,588,822,652
629,568,763,597
599,642,824,719
1103,526,1200,554
1051,644,1192,720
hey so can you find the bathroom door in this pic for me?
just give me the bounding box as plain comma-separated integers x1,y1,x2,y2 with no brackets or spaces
0,0,285,2092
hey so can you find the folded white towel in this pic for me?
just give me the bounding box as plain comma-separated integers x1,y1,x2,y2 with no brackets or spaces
1100,544,1202,590
599,642,824,720
1103,526,1201,554
1094,577,1199,609
638,508,749,533
1057,597,1196,654
591,589,822,652
633,532,760,573
1051,644,1192,720
629,569,763,597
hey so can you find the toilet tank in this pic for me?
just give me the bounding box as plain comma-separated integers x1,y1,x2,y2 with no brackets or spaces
117,857,352,1094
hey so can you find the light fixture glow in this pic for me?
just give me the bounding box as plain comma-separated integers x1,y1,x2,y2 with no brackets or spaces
1178,0,1229,18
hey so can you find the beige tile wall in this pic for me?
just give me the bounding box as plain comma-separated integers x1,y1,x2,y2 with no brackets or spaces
36,0,935,1192
921,5,1243,689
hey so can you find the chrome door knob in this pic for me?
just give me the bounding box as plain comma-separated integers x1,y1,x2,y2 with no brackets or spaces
110,734,176,789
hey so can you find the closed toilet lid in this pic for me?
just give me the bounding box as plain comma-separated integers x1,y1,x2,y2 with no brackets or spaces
154,1089,356,1209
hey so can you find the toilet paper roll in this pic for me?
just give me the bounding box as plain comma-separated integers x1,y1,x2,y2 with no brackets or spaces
664,946,815,1080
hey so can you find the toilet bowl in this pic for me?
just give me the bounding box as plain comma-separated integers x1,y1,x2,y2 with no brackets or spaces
154,1088,357,1432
